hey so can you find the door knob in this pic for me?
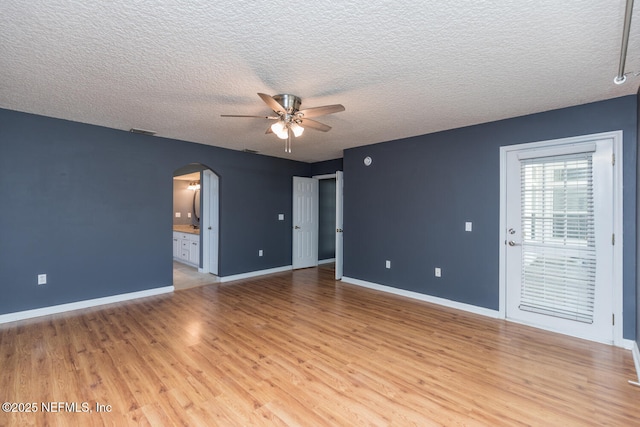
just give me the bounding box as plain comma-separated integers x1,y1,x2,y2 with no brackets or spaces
294,225,301,229
508,228,516,235
508,240,520,246
208,226,212,230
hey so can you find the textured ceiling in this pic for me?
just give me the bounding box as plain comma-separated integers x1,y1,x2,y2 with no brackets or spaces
1,1,639,162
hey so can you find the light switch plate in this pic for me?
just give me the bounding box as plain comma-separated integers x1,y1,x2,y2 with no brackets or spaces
175,212,181,218
435,267,441,277
278,214,285,221
465,222,472,232
385,260,391,269
187,213,191,218
38,274,47,285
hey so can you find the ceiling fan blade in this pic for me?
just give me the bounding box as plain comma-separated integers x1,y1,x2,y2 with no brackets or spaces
297,104,345,118
220,114,278,119
300,118,332,132
257,93,286,114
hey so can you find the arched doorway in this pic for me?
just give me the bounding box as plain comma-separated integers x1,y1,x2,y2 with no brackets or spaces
173,164,219,288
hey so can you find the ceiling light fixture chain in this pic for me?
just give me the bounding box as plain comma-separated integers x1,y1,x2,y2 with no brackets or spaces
285,131,292,153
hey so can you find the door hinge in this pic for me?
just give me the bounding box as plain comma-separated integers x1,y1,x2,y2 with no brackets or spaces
612,153,616,166
612,313,615,325
612,233,615,245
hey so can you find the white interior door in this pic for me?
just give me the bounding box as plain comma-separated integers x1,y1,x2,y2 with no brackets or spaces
201,169,219,275
292,177,318,269
335,171,344,280
504,137,616,344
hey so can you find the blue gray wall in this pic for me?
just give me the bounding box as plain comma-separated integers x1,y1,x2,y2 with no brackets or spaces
0,108,310,315
319,178,337,260
344,95,637,339
312,159,343,261
311,158,343,176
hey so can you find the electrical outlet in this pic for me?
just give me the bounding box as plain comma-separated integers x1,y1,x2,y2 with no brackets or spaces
187,212,191,218
385,260,391,269
435,268,441,277
259,249,263,256
38,274,47,285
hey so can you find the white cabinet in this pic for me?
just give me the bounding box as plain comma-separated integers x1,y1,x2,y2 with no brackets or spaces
188,239,199,265
173,231,199,267
173,235,180,258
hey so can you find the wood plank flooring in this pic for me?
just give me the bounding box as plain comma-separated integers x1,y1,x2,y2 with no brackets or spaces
1,265,639,426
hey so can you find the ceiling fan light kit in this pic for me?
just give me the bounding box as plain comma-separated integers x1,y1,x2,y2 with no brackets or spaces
290,122,304,137
270,120,304,139
222,93,345,153
270,121,288,139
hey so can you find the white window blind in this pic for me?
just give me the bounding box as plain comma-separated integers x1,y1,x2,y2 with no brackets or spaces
519,153,596,323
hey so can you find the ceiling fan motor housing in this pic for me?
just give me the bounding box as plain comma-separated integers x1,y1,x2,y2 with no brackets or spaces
273,94,301,113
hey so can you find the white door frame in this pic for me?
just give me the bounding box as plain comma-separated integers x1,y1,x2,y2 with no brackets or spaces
312,172,344,279
498,131,623,346
335,171,344,280
200,169,219,275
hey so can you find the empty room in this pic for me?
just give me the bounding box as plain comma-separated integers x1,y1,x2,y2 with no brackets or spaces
1,1,640,425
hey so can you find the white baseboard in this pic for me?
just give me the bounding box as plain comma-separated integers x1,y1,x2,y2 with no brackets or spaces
0,286,174,324
219,265,292,283
341,277,501,319
318,258,336,265
631,341,640,383
197,268,220,279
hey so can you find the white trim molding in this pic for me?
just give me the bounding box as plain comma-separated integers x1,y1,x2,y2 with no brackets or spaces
312,173,337,180
341,277,501,319
219,266,292,283
318,258,336,265
197,267,220,278
631,342,640,383
0,286,174,324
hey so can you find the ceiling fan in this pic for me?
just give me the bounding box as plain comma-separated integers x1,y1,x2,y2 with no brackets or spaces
221,93,345,153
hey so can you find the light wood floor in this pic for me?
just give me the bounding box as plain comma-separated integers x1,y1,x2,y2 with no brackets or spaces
1,265,639,426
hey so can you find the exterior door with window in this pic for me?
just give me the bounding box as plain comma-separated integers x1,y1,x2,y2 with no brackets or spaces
504,138,614,344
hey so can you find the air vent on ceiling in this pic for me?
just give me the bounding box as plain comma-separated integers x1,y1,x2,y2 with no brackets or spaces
129,128,157,136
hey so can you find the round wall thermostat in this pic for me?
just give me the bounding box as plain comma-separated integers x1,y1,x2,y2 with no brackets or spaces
363,156,372,166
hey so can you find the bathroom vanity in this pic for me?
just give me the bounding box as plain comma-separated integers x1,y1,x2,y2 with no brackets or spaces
173,226,200,267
